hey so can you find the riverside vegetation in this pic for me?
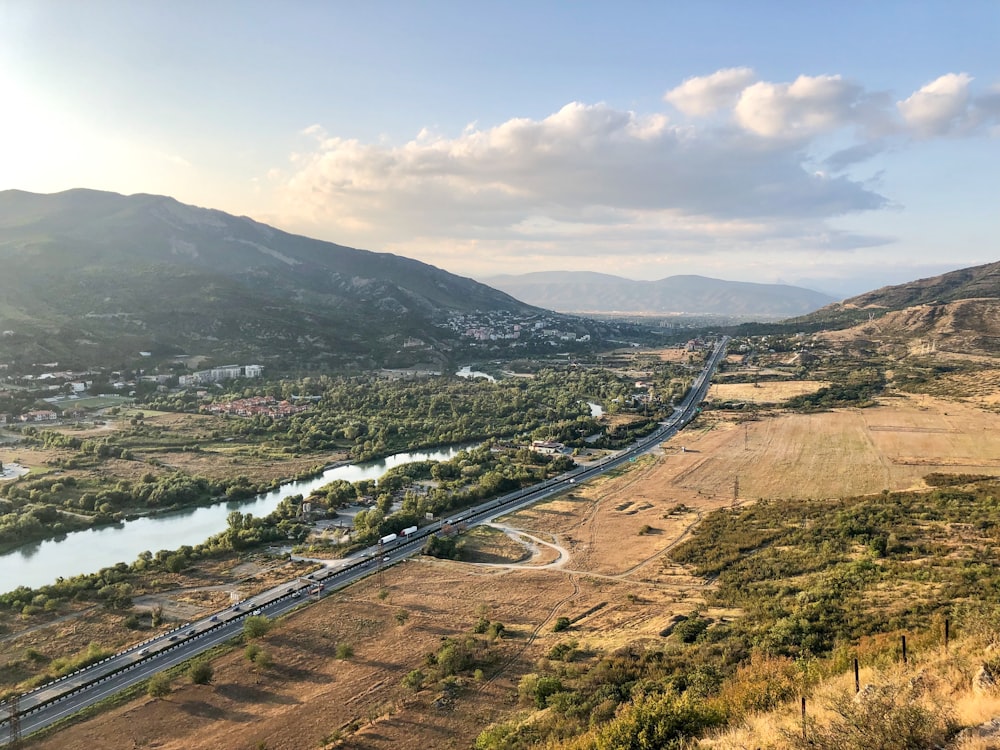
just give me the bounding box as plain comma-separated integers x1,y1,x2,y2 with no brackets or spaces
0,362,693,551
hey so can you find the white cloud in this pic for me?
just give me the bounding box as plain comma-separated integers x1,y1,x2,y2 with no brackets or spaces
664,67,756,116
273,100,885,243
734,74,868,138
897,73,973,136
268,68,1000,279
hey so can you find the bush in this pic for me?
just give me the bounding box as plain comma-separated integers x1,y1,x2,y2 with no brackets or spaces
188,659,213,685
335,643,354,659
593,690,724,750
673,615,710,643
791,680,956,750
402,669,425,691
553,616,571,632
245,643,262,662
147,672,171,698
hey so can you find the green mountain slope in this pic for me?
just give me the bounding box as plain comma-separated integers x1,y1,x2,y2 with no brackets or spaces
0,189,541,369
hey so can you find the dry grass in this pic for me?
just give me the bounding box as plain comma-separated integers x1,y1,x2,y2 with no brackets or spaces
700,642,1000,750
709,380,830,403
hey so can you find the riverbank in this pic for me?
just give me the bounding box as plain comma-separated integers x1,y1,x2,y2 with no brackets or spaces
0,443,479,593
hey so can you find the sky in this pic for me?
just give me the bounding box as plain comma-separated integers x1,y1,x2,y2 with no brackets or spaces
1,1,998,298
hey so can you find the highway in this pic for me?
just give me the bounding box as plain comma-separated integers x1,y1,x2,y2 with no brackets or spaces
0,336,728,743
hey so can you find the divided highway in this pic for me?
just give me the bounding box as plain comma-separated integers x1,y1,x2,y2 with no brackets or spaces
0,336,729,743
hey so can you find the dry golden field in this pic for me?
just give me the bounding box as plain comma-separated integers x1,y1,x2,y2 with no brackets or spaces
709,380,829,403
24,389,1000,749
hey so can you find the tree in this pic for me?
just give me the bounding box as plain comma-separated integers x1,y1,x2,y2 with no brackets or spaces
188,658,213,685
147,672,171,698
243,615,270,640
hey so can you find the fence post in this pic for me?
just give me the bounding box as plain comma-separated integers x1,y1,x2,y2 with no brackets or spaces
944,619,950,650
901,635,907,665
801,696,807,740
854,657,860,693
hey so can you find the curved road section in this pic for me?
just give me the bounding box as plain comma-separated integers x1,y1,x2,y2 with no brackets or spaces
0,336,728,744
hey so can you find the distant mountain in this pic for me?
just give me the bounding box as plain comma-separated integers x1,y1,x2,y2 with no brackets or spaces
0,189,542,369
481,271,836,317
790,260,1000,354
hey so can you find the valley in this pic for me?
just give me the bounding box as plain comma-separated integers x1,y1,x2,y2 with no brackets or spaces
10,367,1000,748
2,234,1000,748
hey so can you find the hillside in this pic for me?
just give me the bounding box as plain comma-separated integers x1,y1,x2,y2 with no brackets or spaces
792,260,1000,330
482,270,836,317
0,189,545,370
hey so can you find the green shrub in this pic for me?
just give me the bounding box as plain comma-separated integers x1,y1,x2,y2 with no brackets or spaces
188,659,213,685
147,672,171,698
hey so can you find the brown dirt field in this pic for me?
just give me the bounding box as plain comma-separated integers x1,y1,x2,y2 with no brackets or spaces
30,564,633,750
655,348,693,363
709,380,830,403
679,393,1000,500
26,391,1000,748
461,526,530,564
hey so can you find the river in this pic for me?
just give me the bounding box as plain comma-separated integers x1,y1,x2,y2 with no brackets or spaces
0,443,476,593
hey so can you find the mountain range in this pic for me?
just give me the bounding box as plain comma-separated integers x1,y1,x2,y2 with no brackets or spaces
0,189,546,369
482,271,837,317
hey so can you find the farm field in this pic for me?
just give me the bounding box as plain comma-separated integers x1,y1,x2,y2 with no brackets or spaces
25,390,1000,749
708,379,829,403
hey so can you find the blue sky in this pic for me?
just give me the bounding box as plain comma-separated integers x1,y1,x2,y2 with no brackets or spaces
1,2,997,296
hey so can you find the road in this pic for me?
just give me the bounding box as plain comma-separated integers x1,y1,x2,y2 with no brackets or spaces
0,336,728,744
